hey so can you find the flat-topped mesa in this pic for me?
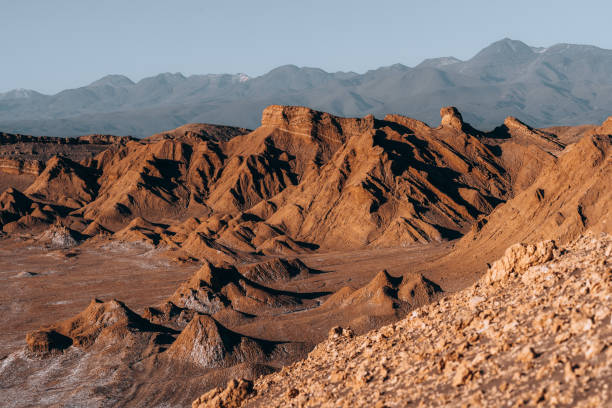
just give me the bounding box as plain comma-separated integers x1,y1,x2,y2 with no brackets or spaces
439,106,467,131
0,132,132,146
75,134,135,144
261,105,325,128
260,105,375,145
146,123,250,143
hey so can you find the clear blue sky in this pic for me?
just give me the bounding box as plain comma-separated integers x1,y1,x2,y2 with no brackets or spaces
2,0,611,94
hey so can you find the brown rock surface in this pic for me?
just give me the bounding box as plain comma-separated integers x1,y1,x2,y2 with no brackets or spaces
26,298,176,353
590,115,612,136
147,123,250,143
457,133,611,260
2,105,569,252
501,116,565,152
25,155,99,207
0,131,132,192
439,106,467,131
220,233,611,407
192,379,255,408
164,315,265,368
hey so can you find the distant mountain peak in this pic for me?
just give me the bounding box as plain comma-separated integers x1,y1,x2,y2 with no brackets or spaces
154,72,187,82
367,63,410,75
416,56,462,69
472,38,534,62
545,42,605,54
268,64,301,73
88,74,135,88
0,88,42,99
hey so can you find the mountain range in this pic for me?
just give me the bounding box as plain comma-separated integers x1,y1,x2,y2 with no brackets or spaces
1,38,612,137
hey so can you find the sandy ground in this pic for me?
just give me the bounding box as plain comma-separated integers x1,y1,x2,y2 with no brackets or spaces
0,237,199,354
0,238,458,355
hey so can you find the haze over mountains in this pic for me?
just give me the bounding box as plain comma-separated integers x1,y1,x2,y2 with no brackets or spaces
2,38,612,138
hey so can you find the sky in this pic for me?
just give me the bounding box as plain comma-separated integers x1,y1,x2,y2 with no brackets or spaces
2,0,612,94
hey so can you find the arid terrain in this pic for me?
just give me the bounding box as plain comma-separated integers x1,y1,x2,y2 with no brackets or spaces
212,233,610,407
0,105,609,407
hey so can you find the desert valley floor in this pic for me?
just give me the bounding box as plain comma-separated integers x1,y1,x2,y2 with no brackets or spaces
1,237,457,355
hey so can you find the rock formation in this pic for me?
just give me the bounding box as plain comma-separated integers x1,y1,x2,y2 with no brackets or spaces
0,106,570,251
457,132,611,258
147,123,250,143
26,298,176,354
205,233,611,407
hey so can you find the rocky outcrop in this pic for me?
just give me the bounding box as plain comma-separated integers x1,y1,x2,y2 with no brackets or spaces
26,329,73,354
501,116,565,151
167,262,317,318
25,155,99,207
383,114,431,133
2,106,609,258
37,225,80,248
0,187,37,227
397,271,442,306
260,105,374,142
591,115,612,135
458,133,611,258
439,106,466,131
230,234,612,407
26,298,175,354
484,240,556,284
0,132,133,145
192,379,254,408
0,187,32,215
0,158,43,176
322,270,441,315
236,258,313,283
147,123,250,143
165,315,265,368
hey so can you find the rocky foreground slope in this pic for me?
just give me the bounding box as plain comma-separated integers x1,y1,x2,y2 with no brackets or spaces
193,233,611,407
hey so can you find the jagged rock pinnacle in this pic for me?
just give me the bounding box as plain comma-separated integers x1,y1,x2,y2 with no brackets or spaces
439,106,465,131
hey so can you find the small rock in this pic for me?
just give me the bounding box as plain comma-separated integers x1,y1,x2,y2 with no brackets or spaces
584,339,605,360
452,362,473,387
329,326,354,339
517,346,538,363
570,317,593,334
469,296,485,308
